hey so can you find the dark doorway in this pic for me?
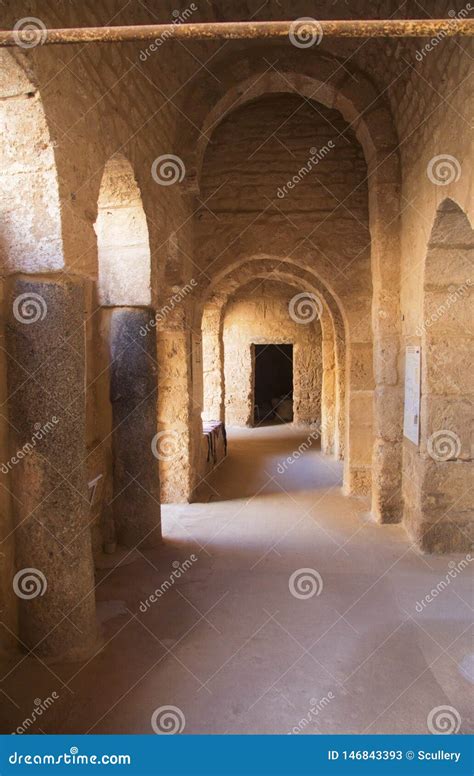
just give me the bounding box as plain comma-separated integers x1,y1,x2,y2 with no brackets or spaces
253,344,293,425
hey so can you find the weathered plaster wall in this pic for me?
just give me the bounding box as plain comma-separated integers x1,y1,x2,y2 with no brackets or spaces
223,281,322,427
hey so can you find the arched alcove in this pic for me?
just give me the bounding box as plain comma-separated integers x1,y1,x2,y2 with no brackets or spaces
198,256,349,479
222,279,323,428
403,199,474,552
0,52,97,660
94,154,151,307
91,154,160,550
177,47,402,520
0,51,64,275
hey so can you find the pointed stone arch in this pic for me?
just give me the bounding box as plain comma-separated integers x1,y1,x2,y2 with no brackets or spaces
403,198,474,552
94,153,152,307
177,47,402,517
92,154,160,550
0,50,64,274
1,52,97,660
198,256,355,486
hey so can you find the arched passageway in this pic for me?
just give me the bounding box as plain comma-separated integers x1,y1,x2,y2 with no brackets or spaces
222,280,323,428
403,199,474,552
0,51,97,659
200,264,345,463
91,154,161,551
0,4,472,738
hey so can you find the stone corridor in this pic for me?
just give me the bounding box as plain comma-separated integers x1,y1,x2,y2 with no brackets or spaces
1,426,472,734
0,0,472,738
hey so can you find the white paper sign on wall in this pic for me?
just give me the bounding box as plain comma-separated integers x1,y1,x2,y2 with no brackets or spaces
403,345,421,445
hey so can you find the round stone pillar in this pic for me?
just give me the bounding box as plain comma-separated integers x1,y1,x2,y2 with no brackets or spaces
107,307,161,548
6,275,99,660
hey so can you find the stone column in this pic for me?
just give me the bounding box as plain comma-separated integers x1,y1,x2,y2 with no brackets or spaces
156,327,194,503
343,341,374,497
106,307,161,548
202,304,225,422
6,275,98,660
370,180,404,523
334,333,345,461
321,337,335,456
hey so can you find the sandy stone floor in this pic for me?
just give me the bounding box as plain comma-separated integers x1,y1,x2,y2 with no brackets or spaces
1,425,472,735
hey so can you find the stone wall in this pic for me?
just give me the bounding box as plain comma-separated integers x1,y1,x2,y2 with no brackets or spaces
0,0,472,660
223,281,322,427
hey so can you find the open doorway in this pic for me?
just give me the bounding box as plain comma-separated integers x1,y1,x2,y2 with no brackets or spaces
253,344,293,425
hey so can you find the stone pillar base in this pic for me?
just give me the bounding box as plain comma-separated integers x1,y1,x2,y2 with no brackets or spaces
6,275,99,660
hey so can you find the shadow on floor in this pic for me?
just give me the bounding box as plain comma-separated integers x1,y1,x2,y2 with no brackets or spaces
1,426,472,735
194,424,342,503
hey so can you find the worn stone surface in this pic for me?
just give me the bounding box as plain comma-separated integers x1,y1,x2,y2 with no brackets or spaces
4,276,98,659
223,281,322,427
94,156,152,307
107,307,161,548
0,0,472,664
